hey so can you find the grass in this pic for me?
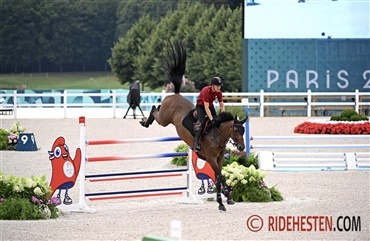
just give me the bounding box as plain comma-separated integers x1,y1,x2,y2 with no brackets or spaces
0,72,162,91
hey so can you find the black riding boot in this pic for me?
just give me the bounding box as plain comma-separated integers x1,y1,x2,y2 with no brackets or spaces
194,127,203,151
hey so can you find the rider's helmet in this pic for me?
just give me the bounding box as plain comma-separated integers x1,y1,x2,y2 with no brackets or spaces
210,76,223,86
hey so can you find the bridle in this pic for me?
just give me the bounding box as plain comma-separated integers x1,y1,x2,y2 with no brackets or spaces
229,123,245,147
206,121,245,150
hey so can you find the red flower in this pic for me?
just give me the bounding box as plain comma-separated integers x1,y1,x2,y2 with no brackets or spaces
294,121,370,135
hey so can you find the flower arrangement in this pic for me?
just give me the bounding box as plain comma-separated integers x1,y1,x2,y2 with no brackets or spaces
0,122,26,150
294,121,370,134
294,109,369,134
222,162,283,202
0,172,60,220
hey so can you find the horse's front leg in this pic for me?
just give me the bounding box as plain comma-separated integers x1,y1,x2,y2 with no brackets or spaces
217,154,234,205
140,105,157,128
216,175,226,212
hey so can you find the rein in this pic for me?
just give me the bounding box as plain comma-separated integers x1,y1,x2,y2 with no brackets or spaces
205,122,243,151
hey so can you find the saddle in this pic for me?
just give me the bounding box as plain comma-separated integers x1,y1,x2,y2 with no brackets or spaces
182,109,212,136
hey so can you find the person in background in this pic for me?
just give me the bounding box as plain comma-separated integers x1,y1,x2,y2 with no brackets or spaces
194,76,225,151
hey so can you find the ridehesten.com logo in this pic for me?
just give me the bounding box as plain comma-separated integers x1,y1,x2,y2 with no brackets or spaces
246,215,361,232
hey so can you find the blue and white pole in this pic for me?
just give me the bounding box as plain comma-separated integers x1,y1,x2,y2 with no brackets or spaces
243,98,251,156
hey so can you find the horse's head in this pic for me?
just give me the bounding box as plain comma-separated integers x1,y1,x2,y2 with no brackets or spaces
230,115,248,151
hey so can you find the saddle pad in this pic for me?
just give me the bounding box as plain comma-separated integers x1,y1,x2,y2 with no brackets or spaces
182,110,196,136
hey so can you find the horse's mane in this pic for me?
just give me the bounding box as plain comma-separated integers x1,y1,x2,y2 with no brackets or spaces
216,112,234,124
161,41,186,94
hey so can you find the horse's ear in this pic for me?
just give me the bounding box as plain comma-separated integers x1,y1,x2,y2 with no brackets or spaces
241,116,249,124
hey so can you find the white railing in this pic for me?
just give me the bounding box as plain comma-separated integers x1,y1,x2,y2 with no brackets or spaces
0,89,369,119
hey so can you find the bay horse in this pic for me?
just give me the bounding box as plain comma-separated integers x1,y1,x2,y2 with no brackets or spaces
140,41,247,211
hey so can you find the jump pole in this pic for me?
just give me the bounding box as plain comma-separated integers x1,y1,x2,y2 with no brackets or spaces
58,118,202,213
58,121,95,213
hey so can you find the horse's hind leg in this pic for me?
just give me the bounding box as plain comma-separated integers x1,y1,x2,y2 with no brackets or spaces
140,105,157,128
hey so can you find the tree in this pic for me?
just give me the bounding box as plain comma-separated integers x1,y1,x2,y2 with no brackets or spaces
110,3,244,92
108,14,158,88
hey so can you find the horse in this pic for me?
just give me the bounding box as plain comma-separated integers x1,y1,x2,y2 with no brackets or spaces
140,41,247,211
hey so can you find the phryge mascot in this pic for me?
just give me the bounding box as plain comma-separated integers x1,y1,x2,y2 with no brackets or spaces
48,137,81,205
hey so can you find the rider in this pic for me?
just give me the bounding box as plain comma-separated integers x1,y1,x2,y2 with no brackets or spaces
194,76,225,151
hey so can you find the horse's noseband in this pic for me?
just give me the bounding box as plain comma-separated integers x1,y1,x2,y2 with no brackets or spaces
230,124,245,147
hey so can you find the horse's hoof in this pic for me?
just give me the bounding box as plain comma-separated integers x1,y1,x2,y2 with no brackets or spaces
218,205,226,212
140,118,149,127
227,199,235,205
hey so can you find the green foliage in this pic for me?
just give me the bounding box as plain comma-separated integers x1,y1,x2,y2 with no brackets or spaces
330,109,369,122
340,109,358,119
0,197,45,220
223,149,258,169
0,129,9,150
269,185,284,202
0,72,126,90
1,0,119,73
227,106,247,119
242,186,272,202
111,4,243,91
171,143,188,166
330,115,341,121
222,163,283,203
0,122,26,150
0,172,60,220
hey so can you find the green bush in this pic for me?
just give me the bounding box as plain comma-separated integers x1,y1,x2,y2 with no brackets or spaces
0,129,9,150
0,122,26,150
222,163,283,202
269,185,284,201
330,115,341,121
340,109,358,119
171,143,188,166
330,109,369,122
350,115,362,121
0,172,60,220
0,197,47,220
223,149,258,169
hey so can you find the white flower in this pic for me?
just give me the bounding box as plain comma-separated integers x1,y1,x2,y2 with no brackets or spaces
39,204,51,218
34,187,43,196
13,185,20,192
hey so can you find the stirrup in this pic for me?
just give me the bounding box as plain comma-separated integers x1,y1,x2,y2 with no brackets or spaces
194,143,201,151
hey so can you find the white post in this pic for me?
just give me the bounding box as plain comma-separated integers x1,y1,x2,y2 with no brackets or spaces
177,148,203,204
345,153,357,170
57,118,95,213
112,90,117,119
307,89,312,117
355,89,359,114
259,89,264,117
13,90,17,119
258,151,274,171
63,90,67,118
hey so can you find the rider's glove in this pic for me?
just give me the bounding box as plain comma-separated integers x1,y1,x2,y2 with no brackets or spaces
210,119,216,126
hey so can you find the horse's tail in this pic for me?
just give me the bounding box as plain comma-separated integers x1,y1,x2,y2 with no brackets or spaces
162,41,186,94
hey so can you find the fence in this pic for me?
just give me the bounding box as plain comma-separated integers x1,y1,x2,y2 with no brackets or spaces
249,135,370,171
58,122,202,213
0,89,369,118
